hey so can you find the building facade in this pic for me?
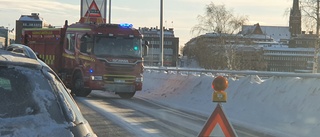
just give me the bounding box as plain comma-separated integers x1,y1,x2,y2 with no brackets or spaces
184,30,268,70
0,27,15,48
289,32,317,48
15,13,51,44
263,47,315,72
139,27,179,66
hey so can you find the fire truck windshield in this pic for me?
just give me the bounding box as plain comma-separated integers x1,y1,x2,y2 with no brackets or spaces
93,36,142,58
93,36,142,57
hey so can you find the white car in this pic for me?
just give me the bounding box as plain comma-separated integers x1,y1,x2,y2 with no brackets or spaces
0,45,97,137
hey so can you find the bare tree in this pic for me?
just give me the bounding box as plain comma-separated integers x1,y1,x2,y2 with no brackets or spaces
191,2,248,35
300,0,319,31
299,0,320,73
186,2,248,70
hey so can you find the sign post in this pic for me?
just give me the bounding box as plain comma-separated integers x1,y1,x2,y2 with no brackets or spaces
198,76,237,137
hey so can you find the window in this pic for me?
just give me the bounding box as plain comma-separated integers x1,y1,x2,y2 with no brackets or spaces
66,33,76,52
79,34,93,54
0,68,38,118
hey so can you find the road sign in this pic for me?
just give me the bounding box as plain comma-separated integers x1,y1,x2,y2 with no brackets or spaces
84,0,102,17
198,103,237,137
80,0,105,24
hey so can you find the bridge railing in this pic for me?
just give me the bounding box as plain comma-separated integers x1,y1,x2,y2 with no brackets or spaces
144,66,320,78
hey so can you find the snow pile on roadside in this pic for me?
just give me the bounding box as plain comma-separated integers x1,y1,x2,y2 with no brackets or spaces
136,71,320,137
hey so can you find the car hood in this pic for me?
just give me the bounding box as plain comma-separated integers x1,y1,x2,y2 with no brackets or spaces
0,114,74,137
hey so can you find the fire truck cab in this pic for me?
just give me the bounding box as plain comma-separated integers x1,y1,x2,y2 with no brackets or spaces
22,21,148,99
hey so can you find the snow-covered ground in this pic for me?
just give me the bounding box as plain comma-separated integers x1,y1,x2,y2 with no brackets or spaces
136,70,320,137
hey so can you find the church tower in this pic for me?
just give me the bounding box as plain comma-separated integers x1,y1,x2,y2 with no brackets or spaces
289,0,302,36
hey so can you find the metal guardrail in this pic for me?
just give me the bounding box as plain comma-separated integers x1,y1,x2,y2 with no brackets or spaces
144,66,320,78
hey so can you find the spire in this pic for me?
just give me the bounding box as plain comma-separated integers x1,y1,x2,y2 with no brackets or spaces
293,0,299,10
291,0,300,16
289,0,301,36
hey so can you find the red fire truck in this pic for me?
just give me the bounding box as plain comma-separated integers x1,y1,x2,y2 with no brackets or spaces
22,21,148,99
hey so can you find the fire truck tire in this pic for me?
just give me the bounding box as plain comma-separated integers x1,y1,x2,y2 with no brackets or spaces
118,92,136,99
72,73,92,97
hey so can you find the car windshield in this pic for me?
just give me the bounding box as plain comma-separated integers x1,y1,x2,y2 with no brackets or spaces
93,36,142,58
0,66,65,121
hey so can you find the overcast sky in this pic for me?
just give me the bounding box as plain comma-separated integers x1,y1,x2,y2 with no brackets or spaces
0,0,292,46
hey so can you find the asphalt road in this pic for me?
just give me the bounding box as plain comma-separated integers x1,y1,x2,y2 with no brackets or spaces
76,99,134,137
75,93,277,137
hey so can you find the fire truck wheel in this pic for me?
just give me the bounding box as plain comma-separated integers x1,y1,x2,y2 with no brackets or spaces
72,73,92,97
118,92,136,99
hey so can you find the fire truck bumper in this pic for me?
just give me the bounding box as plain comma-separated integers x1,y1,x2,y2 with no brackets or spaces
86,80,105,90
104,84,135,93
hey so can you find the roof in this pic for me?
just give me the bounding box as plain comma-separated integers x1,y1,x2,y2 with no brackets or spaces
242,24,291,42
0,49,42,69
263,47,314,51
0,44,44,69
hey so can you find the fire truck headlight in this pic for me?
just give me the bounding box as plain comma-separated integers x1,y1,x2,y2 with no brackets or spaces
136,77,143,82
91,76,103,81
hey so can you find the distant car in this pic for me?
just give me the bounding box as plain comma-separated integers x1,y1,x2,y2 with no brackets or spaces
0,45,97,137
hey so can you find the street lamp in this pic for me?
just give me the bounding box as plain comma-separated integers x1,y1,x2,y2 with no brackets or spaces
108,0,111,24
160,0,164,67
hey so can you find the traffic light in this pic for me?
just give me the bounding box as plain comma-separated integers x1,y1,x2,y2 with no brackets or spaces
212,76,228,102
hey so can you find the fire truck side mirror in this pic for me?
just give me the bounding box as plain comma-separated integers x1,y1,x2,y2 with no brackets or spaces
144,40,149,46
143,40,149,56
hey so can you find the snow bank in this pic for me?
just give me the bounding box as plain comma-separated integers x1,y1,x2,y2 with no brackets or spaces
137,71,320,137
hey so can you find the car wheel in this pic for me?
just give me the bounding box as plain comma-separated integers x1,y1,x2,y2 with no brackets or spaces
72,72,92,97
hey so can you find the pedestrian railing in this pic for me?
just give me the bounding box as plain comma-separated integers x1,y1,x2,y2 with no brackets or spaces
144,66,320,78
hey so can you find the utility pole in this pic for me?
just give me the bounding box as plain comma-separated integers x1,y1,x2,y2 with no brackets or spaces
313,0,320,73
108,0,111,24
159,0,164,67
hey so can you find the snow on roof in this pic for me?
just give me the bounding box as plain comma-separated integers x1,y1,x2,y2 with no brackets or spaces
242,25,291,42
263,47,314,51
19,16,42,22
244,34,273,39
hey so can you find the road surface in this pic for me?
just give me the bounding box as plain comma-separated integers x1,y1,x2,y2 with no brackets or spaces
75,91,276,137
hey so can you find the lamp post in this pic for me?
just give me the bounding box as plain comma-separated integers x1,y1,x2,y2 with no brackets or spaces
159,0,164,67
108,0,111,24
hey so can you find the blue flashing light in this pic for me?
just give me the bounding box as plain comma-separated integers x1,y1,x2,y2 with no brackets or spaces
119,23,133,28
89,69,94,73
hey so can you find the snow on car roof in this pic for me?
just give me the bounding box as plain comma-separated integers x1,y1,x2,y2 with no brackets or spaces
0,50,41,69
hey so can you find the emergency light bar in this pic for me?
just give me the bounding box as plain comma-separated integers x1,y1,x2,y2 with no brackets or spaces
119,23,133,28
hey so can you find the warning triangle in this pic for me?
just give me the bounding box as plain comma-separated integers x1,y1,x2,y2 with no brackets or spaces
211,124,225,137
85,0,102,17
198,103,237,137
